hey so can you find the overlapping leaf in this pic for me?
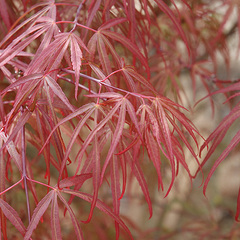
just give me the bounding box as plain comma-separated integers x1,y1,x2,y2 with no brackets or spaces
0,22,53,68
1,0,240,239
101,30,150,77
198,102,240,203
57,192,84,240
61,188,133,240
154,0,190,56
137,97,200,196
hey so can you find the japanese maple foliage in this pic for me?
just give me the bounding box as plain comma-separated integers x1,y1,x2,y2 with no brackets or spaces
0,0,240,239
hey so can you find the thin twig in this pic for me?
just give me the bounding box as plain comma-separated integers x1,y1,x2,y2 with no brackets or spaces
61,69,152,99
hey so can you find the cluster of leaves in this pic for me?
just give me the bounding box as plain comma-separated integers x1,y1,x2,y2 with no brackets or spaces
0,0,240,239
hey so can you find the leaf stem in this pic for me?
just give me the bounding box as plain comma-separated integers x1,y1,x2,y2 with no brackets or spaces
0,178,23,196
57,75,97,95
26,176,55,190
55,21,97,33
71,2,84,32
61,69,153,100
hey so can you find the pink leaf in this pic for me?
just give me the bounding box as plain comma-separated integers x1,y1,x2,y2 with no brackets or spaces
24,190,54,240
0,2,51,47
0,131,22,172
61,189,133,239
85,92,123,99
110,155,121,239
65,132,109,211
145,130,163,191
33,18,59,59
1,110,32,152
58,107,95,181
199,105,240,171
203,129,240,196
123,0,136,43
235,187,240,222
101,98,126,180
154,0,190,56
70,34,83,99
83,122,101,223
101,30,150,78
0,0,11,29
99,18,127,31
59,173,92,189
57,192,84,240
125,98,143,142
51,191,62,240
99,34,122,68
128,158,153,218
73,100,123,175
123,66,157,92
87,33,98,60
154,99,175,197
97,33,112,75
144,104,169,159
1,73,43,96
86,0,101,29
26,32,70,74
45,75,75,112
118,149,127,200
0,24,50,68
0,199,26,236
40,103,96,153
